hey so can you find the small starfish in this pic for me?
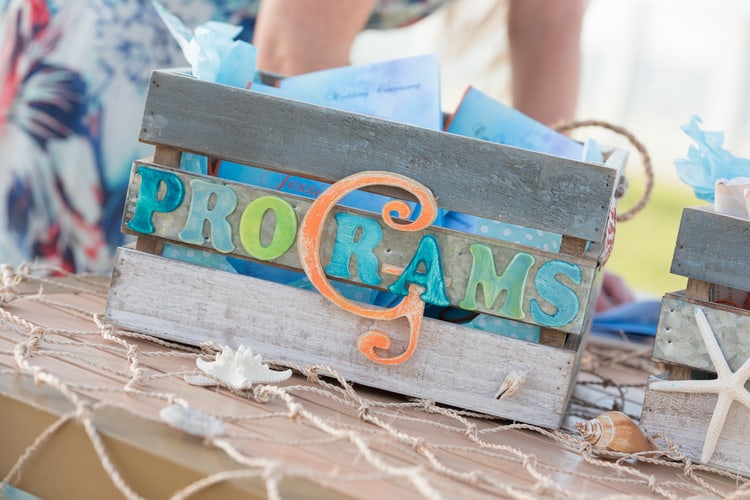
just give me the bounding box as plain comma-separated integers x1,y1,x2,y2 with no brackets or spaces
650,307,750,463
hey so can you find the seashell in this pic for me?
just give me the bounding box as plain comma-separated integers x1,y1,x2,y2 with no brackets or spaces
574,411,655,453
495,370,526,400
160,404,225,437
186,345,292,391
715,177,750,219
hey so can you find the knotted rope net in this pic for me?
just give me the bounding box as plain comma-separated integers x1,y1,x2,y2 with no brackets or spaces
0,264,747,499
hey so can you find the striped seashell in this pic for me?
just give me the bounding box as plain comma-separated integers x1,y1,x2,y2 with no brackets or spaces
575,411,655,453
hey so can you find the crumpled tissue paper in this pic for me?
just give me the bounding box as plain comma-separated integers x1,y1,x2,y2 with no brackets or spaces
674,115,750,203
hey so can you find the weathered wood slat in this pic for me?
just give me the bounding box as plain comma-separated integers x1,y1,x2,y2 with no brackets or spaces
106,247,578,428
140,70,617,242
653,293,750,373
671,206,750,290
123,162,597,334
641,374,750,475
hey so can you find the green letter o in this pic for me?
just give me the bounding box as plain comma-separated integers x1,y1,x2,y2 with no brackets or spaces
239,196,297,260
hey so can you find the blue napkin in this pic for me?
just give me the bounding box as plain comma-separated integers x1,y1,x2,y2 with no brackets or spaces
592,300,661,336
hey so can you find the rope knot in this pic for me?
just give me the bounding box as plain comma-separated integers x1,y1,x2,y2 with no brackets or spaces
305,365,323,383
413,437,427,455
199,341,222,356
28,327,45,348
253,385,271,403
262,461,284,482
464,423,478,441
74,403,92,421
357,402,371,420
288,402,303,422
13,342,31,363
126,345,139,362
421,400,437,414
0,264,23,303
532,476,556,495
29,365,45,385
682,458,695,477
522,455,538,469
125,368,147,390
16,262,33,276
578,439,594,457
466,470,482,485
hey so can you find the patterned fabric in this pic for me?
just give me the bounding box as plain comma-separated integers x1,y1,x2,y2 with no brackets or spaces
369,0,452,29
0,0,446,273
0,0,258,272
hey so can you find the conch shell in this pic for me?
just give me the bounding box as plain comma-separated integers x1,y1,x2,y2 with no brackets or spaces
715,177,750,219
574,411,655,453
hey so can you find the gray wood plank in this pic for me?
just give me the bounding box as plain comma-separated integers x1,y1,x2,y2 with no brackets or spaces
641,375,750,475
106,247,578,428
123,162,598,334
653,293,750,372
140,70,617,242
671,205,750,289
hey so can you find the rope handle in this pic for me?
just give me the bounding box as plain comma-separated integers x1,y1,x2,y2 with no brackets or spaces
554,119,654,223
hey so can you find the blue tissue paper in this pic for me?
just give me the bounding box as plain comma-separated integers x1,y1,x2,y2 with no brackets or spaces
674,116,750,202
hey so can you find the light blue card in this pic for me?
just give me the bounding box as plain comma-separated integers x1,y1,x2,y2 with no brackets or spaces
445,87,583,160
219,54,445,219
443,87,586,251
277,54,442,130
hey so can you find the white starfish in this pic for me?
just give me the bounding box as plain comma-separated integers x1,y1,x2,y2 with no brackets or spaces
650,307,750,463
184,345,292,390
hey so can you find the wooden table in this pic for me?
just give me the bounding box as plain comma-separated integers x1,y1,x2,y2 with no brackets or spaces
0,273,746,499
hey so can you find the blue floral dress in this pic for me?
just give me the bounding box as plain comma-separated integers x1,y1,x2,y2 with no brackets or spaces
0,0,449,273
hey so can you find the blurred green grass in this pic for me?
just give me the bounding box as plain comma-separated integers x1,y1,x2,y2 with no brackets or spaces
606,175,704,297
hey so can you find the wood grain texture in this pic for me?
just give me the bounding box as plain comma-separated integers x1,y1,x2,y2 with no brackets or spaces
153,145,182,167
539,329,567,348
671,206,750,290
134,237,163,254
123,162,598,334
685,278,711,301
0,385,280,500
558,236,587,257
641,374,750,475
8,284,737,497
106,248,578,428
139,70,617,243
653,293,750,373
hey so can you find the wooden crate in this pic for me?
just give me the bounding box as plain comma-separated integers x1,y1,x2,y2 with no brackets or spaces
105,69,620,429
641,205,750,475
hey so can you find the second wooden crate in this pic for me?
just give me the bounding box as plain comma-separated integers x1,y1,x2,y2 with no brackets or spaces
641,205,750,475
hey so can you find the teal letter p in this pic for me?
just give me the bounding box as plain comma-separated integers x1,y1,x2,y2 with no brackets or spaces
127,166,184,234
